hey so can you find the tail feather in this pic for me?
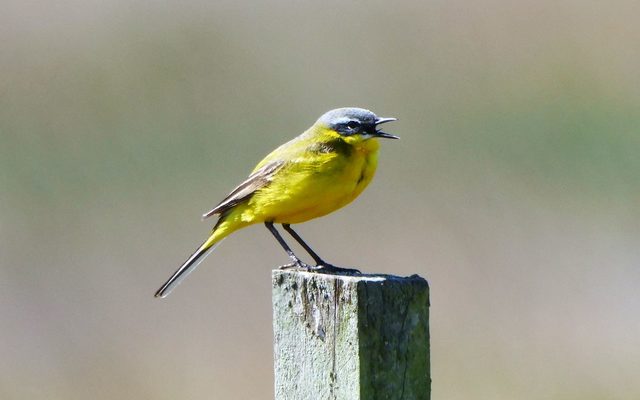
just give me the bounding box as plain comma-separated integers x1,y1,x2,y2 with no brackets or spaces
154,239,223,298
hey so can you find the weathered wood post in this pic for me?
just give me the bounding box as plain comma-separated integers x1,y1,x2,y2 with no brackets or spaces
272,270,430,400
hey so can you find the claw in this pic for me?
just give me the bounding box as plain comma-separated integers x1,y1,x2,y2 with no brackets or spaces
279,261,360,275
315,264,361,275
279,260,315,271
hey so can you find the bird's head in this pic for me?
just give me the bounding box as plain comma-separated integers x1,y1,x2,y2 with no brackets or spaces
315,107,398,143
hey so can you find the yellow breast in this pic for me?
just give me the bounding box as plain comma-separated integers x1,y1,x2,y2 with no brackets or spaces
243,131,381,225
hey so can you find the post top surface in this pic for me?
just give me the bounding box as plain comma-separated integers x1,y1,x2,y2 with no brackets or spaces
272,269,427,285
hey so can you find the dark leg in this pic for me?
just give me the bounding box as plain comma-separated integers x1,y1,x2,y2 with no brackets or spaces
264,222,310,270
282,224,360,274
282,224,325,265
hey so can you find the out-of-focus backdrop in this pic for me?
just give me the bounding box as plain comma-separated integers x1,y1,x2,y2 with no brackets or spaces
2,1,639,399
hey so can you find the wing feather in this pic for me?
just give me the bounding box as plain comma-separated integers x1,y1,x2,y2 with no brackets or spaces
202,160,285,219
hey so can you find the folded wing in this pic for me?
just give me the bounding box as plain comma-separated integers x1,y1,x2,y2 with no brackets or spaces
202,160,285,219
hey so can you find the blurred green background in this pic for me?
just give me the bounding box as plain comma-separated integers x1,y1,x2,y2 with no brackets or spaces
2,1,639,399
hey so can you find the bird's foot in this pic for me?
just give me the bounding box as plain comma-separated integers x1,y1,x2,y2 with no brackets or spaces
279,260,315,272
279,260,360,275
313,263,361,275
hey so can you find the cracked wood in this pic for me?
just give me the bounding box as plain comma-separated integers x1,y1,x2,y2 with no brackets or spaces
272,270,430,400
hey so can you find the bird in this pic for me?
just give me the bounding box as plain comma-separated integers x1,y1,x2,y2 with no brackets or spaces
155,107,398,298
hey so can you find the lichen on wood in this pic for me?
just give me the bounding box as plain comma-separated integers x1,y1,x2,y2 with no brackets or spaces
273,270,430,400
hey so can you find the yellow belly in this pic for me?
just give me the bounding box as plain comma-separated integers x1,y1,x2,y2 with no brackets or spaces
243,140,379,224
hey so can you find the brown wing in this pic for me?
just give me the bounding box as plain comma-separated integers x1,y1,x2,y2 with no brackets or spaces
201,160,285,219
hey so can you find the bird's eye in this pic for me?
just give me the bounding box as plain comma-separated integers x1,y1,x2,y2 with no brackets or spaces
346,121,360,130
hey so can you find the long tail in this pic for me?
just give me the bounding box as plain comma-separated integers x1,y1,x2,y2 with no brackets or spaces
154,236,223,298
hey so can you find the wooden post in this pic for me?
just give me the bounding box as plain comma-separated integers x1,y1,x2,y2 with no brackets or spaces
272,270,430,400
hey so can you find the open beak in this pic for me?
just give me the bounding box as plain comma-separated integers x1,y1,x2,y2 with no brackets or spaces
374,117,399,139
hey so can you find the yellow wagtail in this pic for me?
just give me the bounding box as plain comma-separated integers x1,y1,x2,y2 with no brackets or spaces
155,107,398,298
